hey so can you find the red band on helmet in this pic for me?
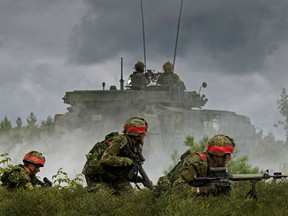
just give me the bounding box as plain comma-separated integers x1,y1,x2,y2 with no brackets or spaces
125,126,147,133
199,153,207,160
24,155,45,166
207,145,234,154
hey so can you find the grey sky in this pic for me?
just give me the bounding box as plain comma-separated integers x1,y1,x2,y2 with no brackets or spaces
0,0,287,142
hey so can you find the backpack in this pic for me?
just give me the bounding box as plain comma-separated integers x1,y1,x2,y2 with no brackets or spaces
82,132,119,176
1,165,24,188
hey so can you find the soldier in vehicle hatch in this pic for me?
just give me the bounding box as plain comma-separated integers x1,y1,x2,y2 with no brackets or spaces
157,61,186,90
129,61,149,90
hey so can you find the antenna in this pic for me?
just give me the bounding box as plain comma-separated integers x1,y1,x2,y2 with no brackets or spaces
140,0,147,73
120,57,124,90
173,0,184,71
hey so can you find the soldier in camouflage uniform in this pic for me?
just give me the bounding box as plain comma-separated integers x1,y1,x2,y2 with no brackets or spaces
1,151,45,190
82,117,148,195
129,61,149,90
154,134,235,197
157,61,186,90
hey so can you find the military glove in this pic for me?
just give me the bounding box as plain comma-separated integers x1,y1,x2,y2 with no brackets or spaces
120,157,133,166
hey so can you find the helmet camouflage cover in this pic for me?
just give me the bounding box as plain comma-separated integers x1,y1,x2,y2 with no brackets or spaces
134,61,145,73
23,151,45,167
123,117,148,136
163,61,174,73
205,134,235,156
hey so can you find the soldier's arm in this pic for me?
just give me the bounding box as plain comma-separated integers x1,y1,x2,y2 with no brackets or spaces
171,164,198,194
101,136,131,166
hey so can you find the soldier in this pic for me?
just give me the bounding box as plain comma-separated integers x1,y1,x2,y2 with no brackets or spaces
157,61,186,90
154,134,235,197
1,151,46,190
82,117,149,195
129,61,149,90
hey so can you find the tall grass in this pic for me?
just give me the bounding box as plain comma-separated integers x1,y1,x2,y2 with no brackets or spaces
1,181,288,216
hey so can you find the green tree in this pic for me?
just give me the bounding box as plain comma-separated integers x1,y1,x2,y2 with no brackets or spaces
11,117,25,144
40,116,54,134
184,135,208,151
25,112,39,140
163,135,208,174
0,116,12,134
276,88,288,141
26,112,38,129
15,117,23,128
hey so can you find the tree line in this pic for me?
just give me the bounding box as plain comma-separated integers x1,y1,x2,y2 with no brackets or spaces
0,112,54,144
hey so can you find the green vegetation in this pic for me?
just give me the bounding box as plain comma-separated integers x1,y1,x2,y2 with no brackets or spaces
0,113,54,145
1,114,288,214
0,150,283,216
0,181,288,215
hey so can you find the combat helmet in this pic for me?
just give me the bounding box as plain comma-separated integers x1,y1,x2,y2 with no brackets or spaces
205,134,235,156
163,61,174,73
123,117,148,136
134,61,145,73
23,151,45,167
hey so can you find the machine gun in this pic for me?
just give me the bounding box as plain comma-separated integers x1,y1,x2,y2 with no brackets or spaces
190,167,288,199
34,177,53,188
125,148,154,190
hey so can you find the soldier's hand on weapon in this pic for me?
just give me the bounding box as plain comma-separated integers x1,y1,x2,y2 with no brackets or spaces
136,176,154,189
135,176,144,183
43,177,53,187
120,157,133,166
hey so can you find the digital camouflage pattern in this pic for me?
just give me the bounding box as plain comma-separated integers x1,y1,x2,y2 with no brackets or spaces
129,72,149,90
1,164,34,190
205,134,235,156
162,61,174,73
154,149,209,197
123,117,148,136
23,151,45,167
154,134,235,197
134,61,145,72
157,61,185,89
82,133,142,195
157,72,184,88
129,61,149,90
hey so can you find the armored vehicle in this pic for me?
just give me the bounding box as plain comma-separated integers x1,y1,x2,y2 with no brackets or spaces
54,69,257,156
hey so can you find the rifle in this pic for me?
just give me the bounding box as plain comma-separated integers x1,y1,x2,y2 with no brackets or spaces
34,177,53,188
125,148,154,190
190,167,288,199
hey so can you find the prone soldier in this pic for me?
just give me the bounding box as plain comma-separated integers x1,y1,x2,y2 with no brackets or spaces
154,134,235,197
1,151,51,190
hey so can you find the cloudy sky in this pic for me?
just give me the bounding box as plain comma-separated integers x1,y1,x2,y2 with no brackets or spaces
1,0,288,142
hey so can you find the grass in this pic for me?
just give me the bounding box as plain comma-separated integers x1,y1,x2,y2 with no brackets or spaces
1,181,288,216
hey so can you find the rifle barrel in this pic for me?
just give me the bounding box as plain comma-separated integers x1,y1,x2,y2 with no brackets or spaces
230,174,264,181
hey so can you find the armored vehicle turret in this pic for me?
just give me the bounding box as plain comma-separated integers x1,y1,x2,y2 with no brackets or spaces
54,68,257,156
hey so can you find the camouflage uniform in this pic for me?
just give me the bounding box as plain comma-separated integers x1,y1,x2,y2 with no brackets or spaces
82,117,148,195
157,61,186,90
154,134,235,197
1,151,46,190
129,61,149,90
1,164,34,190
